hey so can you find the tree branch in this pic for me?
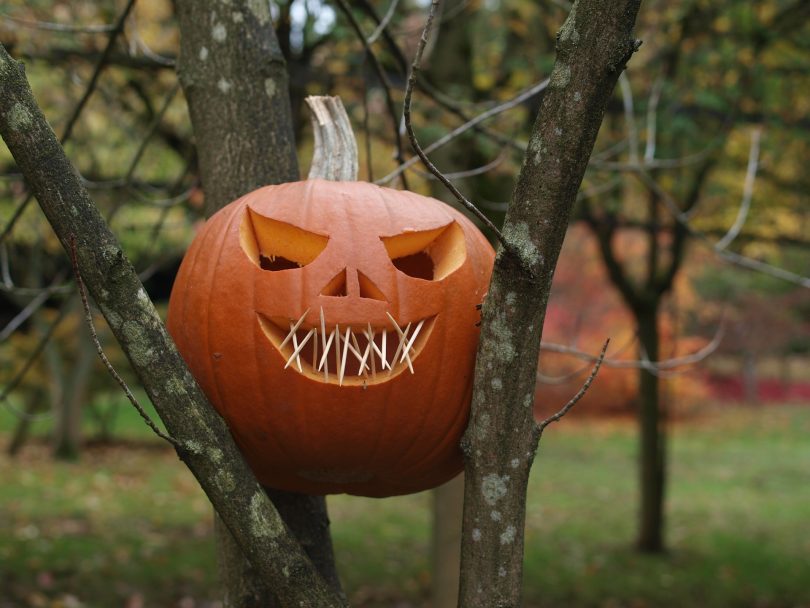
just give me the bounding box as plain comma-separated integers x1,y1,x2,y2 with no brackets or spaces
458,0,642,605
0,42,346,608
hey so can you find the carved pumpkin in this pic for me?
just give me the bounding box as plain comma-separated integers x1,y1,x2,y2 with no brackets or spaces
167,179,494,496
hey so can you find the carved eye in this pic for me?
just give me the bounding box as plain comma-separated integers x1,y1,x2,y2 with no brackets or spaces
240,207,329,270
381,221,467,281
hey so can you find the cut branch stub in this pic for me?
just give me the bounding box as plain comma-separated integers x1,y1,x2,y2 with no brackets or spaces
306,96,359,181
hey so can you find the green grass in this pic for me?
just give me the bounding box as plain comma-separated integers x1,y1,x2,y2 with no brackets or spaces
1,403,808,607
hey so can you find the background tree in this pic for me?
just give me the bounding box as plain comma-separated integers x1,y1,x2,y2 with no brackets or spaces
2,0,808,604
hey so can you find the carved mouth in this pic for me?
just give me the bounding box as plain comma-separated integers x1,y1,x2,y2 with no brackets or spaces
258,309,436,387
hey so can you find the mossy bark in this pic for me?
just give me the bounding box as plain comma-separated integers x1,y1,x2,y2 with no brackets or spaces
458,1,642,606
0,43,346,608
173,4,343,603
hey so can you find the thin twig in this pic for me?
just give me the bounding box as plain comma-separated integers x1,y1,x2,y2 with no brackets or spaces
402,0,515,256
540,319,725,378
333,0,409,188
379,78,548,186
0,0,137,248
715,127,761,251
367,0,400,44
633,168,810,288
619,73,639,164
0,305,69,420
644,76,664,162
0,12,116,33
69,237,176,446
537,339,609,434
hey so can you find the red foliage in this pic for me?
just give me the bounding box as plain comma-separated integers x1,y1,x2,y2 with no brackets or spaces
533,225,708,419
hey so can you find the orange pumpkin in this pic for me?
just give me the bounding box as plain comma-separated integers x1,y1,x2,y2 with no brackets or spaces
167,179,494,496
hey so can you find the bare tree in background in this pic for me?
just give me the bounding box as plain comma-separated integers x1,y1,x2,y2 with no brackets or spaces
14,0,810,604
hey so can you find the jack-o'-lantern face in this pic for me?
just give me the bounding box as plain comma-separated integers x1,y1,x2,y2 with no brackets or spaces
167,179,494,497
240,198,468,386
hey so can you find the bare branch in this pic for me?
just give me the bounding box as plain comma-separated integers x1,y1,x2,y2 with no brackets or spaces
0,12,116,33
540,319,725,378
619,72,640,163
69,237,175,445
644,76,664,162
537,339,609,434
402,0,525,259
0,271,67,342
0,41,346,607
333,0,409,188
715,127,761,251
633,168,810,288
378,78,548,185
367,0,401,44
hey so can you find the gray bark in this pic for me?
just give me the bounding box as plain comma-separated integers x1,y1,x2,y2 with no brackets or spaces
458,1,642,606
175,0,299,216
173,4,343,603
0,43,346,608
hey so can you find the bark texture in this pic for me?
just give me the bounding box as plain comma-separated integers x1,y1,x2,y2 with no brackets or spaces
173,4,343,602
458,1,642,606
0,44,346,608
175,0,299,216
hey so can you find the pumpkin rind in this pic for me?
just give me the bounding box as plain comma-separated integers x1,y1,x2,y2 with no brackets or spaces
167,179,494,496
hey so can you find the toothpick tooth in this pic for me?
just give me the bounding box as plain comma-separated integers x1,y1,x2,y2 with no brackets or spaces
318,329,335,372
367,327,386,364
399,319,425,371
387,322,411,375
279,308,310,350
339,326,351,386
381,329,388,370
400,324,415,373
312,326,319,371
343,331,364,361
367,324,377,379
334,323,341,382
319,307,328,353
291,329,301,371
280,322,296,352
284,328,315,370
350,330,370,375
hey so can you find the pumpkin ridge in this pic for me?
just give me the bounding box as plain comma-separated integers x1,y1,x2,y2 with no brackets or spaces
200,205,239,416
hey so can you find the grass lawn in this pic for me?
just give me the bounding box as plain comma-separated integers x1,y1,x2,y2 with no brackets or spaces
1,400,808,607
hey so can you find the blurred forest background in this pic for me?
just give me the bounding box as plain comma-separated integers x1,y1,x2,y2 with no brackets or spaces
0,0,808,606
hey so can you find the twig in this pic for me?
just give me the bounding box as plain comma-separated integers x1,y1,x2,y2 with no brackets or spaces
402,0,515,256
644,77,664,162
633,167,810,288
333,0,409,188
366,0,400,44
378,77,548,185
0,12,116,33
540,319,725,377
0,305,69,419
0,271,68,342
68,237,176,446
715,127,761,251
0,0,137,248
537,339,610,434
619,73,639,164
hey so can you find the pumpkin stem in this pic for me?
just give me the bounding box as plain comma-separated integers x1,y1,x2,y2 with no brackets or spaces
306,96,359,181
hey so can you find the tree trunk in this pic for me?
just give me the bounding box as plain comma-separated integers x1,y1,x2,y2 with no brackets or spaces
431,475,464,608
742,350,758,404
53,307,95,460
0,41,347,608
172,4,341,601
457,1,643,604
636,305,666,553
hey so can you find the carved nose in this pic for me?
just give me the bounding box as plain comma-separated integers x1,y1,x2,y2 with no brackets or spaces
320,268,387,302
